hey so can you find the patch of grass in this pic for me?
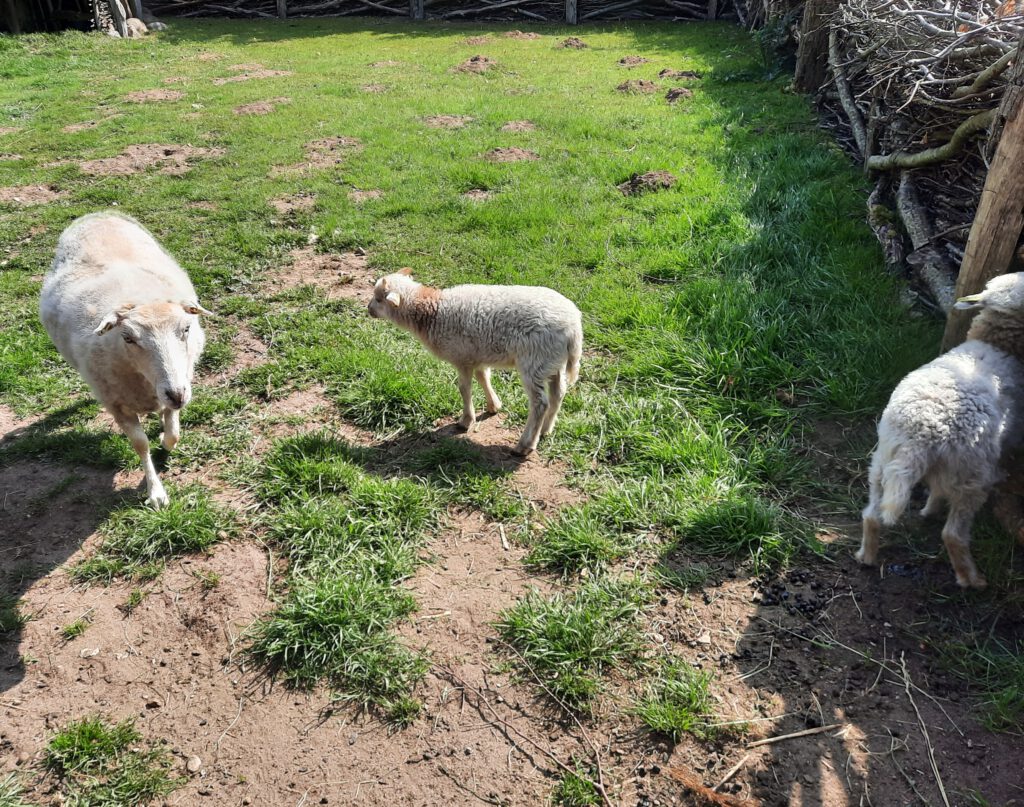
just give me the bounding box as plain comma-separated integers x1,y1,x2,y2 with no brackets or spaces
70,486,236,584
0,595,27,635
119,589,145,615
411,439,525,521
632,656,715,742
248,433,438,721
0,774,29,807
45,716,181,806
552,765,601,806
938,636,1024,733
496,578,650,709
194,570,221,590
60,612,92,640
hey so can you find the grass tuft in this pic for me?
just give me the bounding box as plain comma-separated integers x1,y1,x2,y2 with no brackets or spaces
0,595,27,635
0,773,29,807
632,656,716,742
552,765,601,806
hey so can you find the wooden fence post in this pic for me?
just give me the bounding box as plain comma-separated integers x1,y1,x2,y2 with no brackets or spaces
942,35,1024,351
565,0,577,23
793,0,838,93
276,0,287,17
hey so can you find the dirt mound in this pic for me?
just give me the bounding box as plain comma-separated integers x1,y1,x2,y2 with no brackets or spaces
617,170,677,196
666,87,694,103
212,69,292,86
558,36,587,48
162,75,187,84
270,193,316,214
659,68,702,79
272,136,361,174
455,55,495,74
503,30,540,39
484,147,539,163
62,120,98,133
187,200,217,211
462,188,492,201
361,83,387,93
0,185,65,205
196,52,220,61
500,120,536,132
617,79,658,94
0,126,20,135
273,247,374,300
348,189,383,204
618,55,650,66
423,115,473,129
125,89,184,103
228,62,264,71
79,144,224,176
232,97,290,115
463,35,490,45
370,59,402,67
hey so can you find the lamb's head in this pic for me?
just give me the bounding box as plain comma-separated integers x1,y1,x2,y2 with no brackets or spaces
93,300,210,411
367,268,419,321
955,272,1024,315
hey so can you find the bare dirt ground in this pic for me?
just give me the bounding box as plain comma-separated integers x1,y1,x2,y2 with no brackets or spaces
618,171,677,197
462,189,493,201
500,120,536,132
125,89,184,104
0,185,66,205
455,56,496,75
559,37,587,49
212,69,293,86
484,148,539,163
423,115,473,129
666,88,694,104
78,144,224,177
269,192,316,215
233,98,290,116
272,247,375,299
617,80,658,95
271,137,361,175
349,189,384,204
618,56,650,67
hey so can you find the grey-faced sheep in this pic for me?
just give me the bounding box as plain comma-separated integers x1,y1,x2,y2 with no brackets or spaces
40,212,210,509
859,271,1024,588
367,270,582,456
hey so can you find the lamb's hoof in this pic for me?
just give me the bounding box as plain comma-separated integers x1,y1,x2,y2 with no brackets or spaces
854,547,876,566
956,571,988,590
160,432,178,452
456,418,475,432
485,402,502,415
146,489,170,510
512,443,533,458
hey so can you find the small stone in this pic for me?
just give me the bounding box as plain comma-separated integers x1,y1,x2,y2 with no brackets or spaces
15,751,29,766
187,755,202,773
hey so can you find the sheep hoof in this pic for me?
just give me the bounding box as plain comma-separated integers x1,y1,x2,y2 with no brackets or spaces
512,443,533,458
956,572,988,589
854,547,876,566
456,418,475,432
160,432,178,452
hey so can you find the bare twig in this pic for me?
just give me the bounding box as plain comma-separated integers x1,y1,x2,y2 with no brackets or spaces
746,722,845,749
900,654,951,807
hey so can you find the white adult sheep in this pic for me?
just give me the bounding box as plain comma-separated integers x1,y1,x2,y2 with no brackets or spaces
40,212,211,508
858,271,1024,588
367,270,582,456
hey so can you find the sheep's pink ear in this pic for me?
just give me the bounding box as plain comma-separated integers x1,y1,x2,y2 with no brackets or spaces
375,277,388,292
385,291,401,307
397,267,413,276
93,307,132,335
181,301,214,317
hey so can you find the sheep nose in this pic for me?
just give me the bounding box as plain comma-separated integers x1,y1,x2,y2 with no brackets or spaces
164,388,185,410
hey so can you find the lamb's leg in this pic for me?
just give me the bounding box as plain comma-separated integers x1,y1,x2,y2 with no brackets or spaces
475,367,502,414
514,370,548,456
540,371,566,437
991,488,1024,546
920,490,943,518
857,452,884,565
114,410,169,509
456,366,476,431
160,408,180,451
941,493,987,589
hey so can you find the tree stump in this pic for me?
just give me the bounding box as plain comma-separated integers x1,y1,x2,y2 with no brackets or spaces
794,0,838,93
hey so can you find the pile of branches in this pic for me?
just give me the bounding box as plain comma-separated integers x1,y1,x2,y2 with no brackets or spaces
822,0,1024,311
148,0,737,20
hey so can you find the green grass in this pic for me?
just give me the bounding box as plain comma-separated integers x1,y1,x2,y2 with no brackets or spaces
496,578,649,708
938,636,1024,733
552,765,602,806
0,595,27,635
632,656,716,742
0,774,29,807
70,486,237,583
60,612,92,640
44,716,181,806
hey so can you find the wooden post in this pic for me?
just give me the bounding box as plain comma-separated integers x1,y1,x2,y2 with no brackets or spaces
277,0,287,17
942,35,1024,351
706,0,717,20
108,0,130,37
410,0,424,19
565,0,577,23
793,0,839,93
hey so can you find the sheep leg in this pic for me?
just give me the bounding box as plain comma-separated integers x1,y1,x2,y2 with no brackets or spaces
160,408,180,452
115,410,169,509
540,371,566,437
456,366,476,431
920,490,943,518
941,496,987,589
991,488,1024,546
475,367,502,414
857,452,884,565
514,371,548,456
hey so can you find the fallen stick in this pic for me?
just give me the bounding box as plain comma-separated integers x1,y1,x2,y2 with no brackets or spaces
713,754,752,791
499,524,509,551
901,654,951,807
745,722,844,749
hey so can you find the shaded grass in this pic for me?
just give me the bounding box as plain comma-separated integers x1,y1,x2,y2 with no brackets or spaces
44,716,181,806
0,595,27,635
938,636,1024,733
496,578,649,709
70,486,237,583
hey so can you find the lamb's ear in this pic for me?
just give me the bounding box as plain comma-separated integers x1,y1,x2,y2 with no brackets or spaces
397,267,413,276
385,291,401,307
954,292,985,312
375,277,389,293
93,306,133,335
181,301,214,317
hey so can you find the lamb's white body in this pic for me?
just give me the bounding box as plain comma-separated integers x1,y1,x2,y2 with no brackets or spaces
40,212,209,508
368,272,582,455
859,272,1024,587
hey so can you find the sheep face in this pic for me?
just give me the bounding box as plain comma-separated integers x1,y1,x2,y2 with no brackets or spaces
955,271,1024,313
367,269,416,321
94,301,207,411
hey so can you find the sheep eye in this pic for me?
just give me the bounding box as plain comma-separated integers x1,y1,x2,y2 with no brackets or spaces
122,333,136,345
181,325,191,340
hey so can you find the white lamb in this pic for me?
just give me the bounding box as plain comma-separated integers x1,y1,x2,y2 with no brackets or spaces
40,212,211,508
859,271,1024,588
367,270,582,456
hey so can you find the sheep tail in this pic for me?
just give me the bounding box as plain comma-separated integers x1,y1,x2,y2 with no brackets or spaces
565,326,582,387
878,444,929,526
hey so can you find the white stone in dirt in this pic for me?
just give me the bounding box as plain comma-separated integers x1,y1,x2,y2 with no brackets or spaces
40,212,211,509
187,755,202,773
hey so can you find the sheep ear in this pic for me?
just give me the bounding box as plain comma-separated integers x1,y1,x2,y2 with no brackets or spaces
954,292,985,311
385,291,401,307
375,277,388,292
182,302,214,317
93,307,131,335
397,267,413,276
